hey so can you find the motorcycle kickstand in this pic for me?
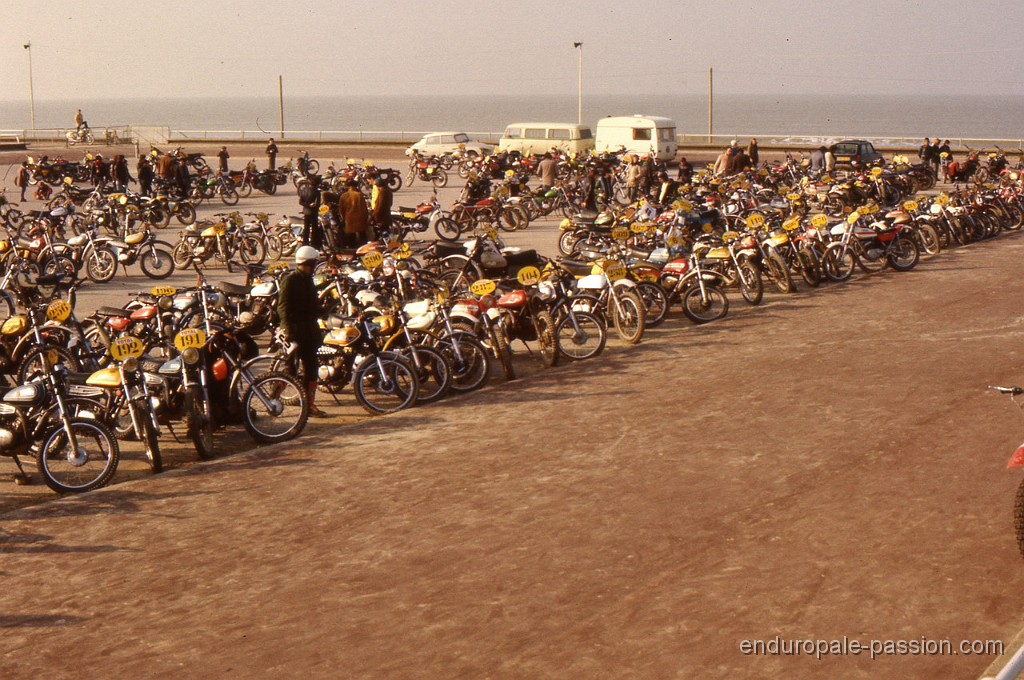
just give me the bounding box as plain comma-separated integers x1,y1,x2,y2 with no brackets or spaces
10,454,31,485
164,421,186,444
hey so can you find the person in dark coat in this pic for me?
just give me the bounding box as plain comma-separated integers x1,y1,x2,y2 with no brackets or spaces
277,245,329,418
174,158,192,198
266,138,279,170
746,139,760,167
938,140,953,181
297,176,323,249
137,157,154,196
217,146,230,174
929,138,941,179
112,155,132,192
676,156,693,184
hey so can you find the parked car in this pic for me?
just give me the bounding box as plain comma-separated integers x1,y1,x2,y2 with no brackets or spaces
405,132,494,158
830,139,884,168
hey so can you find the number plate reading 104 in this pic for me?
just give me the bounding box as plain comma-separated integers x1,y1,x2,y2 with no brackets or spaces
110,335,144,360
46,299,71,322
516,266,541,286
361,251,384,269
603,264,626,282
469,279,496,296
174,328,206,351
151,286,176,296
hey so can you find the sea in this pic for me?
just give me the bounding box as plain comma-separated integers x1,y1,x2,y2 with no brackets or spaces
0,94,1022,143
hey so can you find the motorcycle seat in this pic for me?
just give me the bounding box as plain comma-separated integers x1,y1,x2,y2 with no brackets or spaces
556,258,594,277
219,281,250,296
503,249,542,267
432,242,465,259
65,371,98,385
96,306,129,317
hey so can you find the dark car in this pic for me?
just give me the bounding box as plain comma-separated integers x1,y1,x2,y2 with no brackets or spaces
830,139,884,168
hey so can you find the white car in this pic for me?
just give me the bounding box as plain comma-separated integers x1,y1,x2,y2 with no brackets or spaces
405,131,494,158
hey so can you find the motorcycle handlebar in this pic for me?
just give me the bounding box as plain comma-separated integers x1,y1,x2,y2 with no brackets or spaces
989,385,1024,395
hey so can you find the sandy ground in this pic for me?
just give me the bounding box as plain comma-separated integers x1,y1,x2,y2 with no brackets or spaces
0,172,1023,678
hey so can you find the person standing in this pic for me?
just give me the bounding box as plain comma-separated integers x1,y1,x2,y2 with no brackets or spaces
74,108,86,132
536,152,558,189
174,157,192,198
824,146,836,175
266,138,279,170
938,139,952,182
297,176,323,249
112,155,132,193
809,146,826,172
746,138,760,167
15,161,29,202
919,137,932,170
217,146,230,174
338,179,370,248
278,245,329,419
676,156,693,184
929,138,941,179
370,176,393,236
624,155,642,201
137,156,154,196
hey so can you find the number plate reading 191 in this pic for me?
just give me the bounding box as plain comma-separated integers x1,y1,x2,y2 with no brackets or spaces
110,335,144,361
46,299,71,322
151,286,176,297
174,328,206,351
361,251,384,269
469,279,496,296
603,264,626,282
810,213,828,227
745,213,766,229
516,266,541,286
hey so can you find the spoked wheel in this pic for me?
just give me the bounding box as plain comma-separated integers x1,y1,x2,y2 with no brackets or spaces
1014,478,1024,558
886,237,919,272
796,249,822,288
352,352,420,415
86,248,118,283
765,252,795,293
610,291,646,344
137,400,163,473
438,334,490,393
434,217,462,241
555,311,606,361
186,387,215,460
241,371,309,444
398,345,452,404
681,285,730,324
737,260,764,305
140,246,177,279
635,281,670,326
822,243,856,282
489,323,515,380
532,310,559,367
37,419,120,494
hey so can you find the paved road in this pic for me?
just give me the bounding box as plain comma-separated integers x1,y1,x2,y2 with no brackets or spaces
2,196,1024,677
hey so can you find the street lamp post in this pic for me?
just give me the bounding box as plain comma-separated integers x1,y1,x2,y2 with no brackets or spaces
573,42,583,125
23,42,36,132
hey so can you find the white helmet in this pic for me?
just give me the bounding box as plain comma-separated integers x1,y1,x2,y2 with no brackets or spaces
295,245,319,264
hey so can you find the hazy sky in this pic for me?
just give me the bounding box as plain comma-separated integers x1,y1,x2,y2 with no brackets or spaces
1,0,1022,101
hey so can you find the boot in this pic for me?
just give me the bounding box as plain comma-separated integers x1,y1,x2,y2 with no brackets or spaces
306,380,328,418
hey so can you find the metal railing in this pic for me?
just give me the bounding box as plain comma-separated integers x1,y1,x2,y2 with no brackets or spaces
681,133,1024,152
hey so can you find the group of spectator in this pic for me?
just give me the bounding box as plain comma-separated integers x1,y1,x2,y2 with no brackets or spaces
713,139,760,176
919,137,952,180
295,174,393,252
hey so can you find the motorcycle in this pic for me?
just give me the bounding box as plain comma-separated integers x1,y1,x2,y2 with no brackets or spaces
109,224,177,279
65,127,96,146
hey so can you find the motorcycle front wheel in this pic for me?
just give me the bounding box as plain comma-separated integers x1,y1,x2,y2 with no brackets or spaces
681,285,730,324
185,386,215,460
37,418,120,494
140,246,176,279
555,311,606,361
241,371,309,444
352,352,419,415
86,247,118,283
610,291,646,345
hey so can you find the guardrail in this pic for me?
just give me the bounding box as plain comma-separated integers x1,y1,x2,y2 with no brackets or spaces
682,133,1024,152
170,129,500,143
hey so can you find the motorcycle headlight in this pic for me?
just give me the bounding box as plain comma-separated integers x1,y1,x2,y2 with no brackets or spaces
181,347,200,365
121,357,139,373
158,295,174,311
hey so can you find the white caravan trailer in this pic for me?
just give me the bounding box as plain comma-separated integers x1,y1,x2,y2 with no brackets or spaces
594,115,677,161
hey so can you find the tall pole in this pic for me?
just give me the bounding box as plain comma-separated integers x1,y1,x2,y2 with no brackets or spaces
708,67,713,144
24,42,35,132
574,42,583,125
278,75,284,139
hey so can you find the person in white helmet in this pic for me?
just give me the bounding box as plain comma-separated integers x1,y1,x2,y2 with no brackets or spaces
277,245,328,417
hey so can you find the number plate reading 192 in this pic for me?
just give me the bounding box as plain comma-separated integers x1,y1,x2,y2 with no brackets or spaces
151,286,176,297
110,335,144,360
469,279,496,296
361,251,384,269
516,266,541,286
174,328,206,351
46,299,71,322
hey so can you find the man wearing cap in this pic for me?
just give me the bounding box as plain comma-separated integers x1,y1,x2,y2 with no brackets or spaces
278,245,328,418
297,175,323,248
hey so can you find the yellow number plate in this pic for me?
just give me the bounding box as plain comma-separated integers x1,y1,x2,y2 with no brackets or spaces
469,279,497,296
847,211,860,224
630,222,651,233
783,218,800,232
361,251,384,269
110,335,145,361
611,227,630,240
151,285,176,297
810,213,828,227
46,299,71,322
870,166,883,177
516,266,541,286
174,328,206,351
666,235,683,247
745,213,766,229
674,199,694,212
903,201,919,212
395,243,412,259
722,230,739,241
604,264,626,282
785,193,802,201
935,193,950,206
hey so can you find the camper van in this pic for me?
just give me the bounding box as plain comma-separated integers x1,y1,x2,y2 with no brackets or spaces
594,115,677,161
498,122,594,156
